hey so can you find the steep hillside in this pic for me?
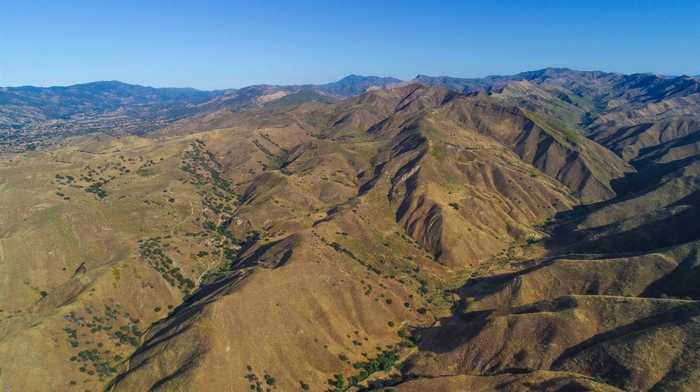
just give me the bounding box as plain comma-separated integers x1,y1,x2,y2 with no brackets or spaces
417,68,700,174
383,126,700,391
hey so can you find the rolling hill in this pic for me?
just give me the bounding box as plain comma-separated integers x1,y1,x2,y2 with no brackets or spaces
1,68,700,392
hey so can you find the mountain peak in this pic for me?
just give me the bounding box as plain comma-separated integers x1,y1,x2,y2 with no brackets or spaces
338,74,363,81
336,74,401,83
317,74,402,96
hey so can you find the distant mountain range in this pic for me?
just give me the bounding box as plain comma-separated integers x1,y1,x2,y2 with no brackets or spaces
2,68,700,151
0,75,402,145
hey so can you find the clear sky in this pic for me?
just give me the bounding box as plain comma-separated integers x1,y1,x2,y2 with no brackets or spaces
1,0,698,89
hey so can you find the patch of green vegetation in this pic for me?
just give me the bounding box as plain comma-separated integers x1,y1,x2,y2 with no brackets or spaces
418,279,429,295
85,182,108,199
138,237,195,294
323,238,381,275
429,144,448,161
419,122,441,137
533,217,552,229
327,349,400,391
135,167,156,177
180,141,237,200
63,304,142,381
244,366,278,392
200,231,260,283
177,140,254,284
524,110,582,149
251,138,287,170
397,327,421,348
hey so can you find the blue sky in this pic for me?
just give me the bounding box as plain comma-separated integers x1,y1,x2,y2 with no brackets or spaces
1,0,698,89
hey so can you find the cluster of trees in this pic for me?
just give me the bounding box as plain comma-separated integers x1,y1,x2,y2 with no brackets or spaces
328,350,400,391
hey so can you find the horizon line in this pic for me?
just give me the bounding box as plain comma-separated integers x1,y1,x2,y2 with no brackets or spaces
1,67,698,91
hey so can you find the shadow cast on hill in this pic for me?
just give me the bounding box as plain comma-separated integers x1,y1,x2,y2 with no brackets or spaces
551,301,700,383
